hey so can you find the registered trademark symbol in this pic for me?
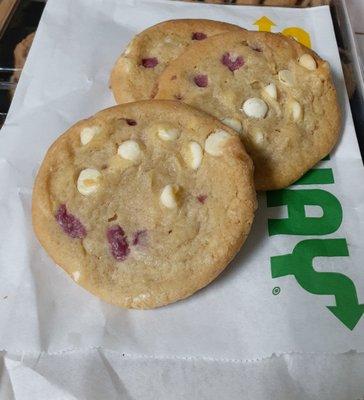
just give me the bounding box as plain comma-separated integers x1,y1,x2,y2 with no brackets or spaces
272,287,281,295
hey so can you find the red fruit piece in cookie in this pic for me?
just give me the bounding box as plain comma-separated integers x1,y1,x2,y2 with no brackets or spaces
221,52,244,71
141,57,158,68
192,32,207,40
107,225,130,261
194,74,208,87
55,205,86,239
197,195,207,204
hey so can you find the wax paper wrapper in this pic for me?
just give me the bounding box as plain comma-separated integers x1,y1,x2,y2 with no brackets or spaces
0,0,364,398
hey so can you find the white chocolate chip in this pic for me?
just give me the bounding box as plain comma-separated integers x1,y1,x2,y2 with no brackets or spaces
133,293,150,303
253,130,264,145
242,98,268,119
158,127,179,141
77,168,101,196
278,70,294,87
185,141,203,170
289,100,303,122
205,130,231,156
220,117,242,133
160,184,180,209
118,140,141,162
72,271,80,282
263,83,277,100
80,126,102,145
298,54,317,71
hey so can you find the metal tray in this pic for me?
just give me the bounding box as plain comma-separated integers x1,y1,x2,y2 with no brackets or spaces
331,0,364,159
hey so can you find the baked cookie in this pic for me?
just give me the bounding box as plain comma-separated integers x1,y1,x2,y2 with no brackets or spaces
182,0,260,3
110,19,243,103
155,31,340,190
10,32,35,97
32,100,256,309
263,0,298,5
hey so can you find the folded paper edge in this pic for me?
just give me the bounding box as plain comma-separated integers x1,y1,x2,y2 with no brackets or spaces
1,348,363,364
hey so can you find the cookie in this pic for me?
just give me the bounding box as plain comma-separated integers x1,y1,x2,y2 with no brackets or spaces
300,0,331,5
183,0,260,3
10,32,35,97
155,30,341,190
263,0,298,5
110,19,243,103
32,100,256,309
